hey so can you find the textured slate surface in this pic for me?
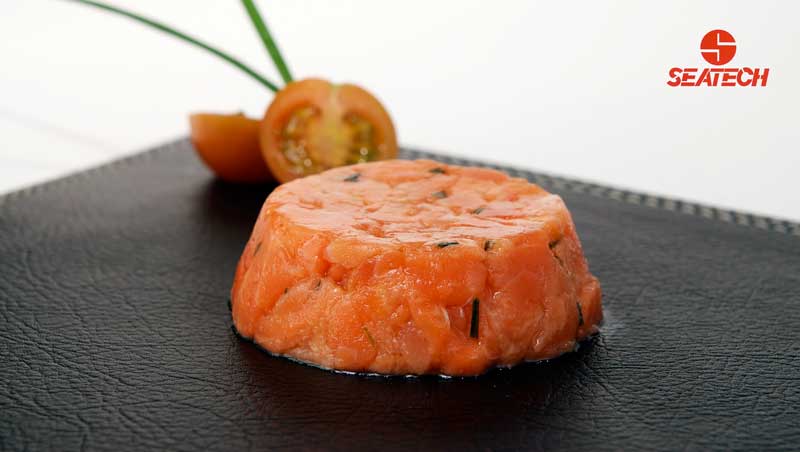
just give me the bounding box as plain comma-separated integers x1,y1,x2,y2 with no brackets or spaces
1,140,799,451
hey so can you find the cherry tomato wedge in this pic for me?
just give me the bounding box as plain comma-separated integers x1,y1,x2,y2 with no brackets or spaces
259,78,398,183
189,112,273,183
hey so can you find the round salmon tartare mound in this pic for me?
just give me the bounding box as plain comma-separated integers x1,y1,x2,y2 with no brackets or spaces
231,159,602,376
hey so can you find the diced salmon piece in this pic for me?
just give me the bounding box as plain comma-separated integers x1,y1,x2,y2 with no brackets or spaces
231,160,602,376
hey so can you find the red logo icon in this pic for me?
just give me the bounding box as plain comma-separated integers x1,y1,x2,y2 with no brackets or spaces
667,29,768,87
700,29,736,65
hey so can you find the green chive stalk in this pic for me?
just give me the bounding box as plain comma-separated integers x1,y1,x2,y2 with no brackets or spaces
240,0,293,84
66,0,280,92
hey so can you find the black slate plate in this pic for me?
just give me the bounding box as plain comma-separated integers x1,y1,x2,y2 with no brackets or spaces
1,140,799,451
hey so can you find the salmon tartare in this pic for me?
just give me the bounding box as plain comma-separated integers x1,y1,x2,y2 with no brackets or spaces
231,159,602,376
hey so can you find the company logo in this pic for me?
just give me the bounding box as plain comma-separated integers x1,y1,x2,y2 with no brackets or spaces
700,29,736,65
668,29,769,87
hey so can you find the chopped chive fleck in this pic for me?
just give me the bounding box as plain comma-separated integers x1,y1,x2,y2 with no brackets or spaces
343,173,361,182
429,167,446,174
432,190,447,199
484,240,494,251
363,326,377,347
472,206,485,214
469,298,480,338
437,241,459,248
549,240,565,266
576,301,584,326
253,241,263,256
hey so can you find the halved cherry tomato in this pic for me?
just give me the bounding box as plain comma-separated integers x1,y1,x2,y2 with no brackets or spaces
189,112,273,183
259,78,398,183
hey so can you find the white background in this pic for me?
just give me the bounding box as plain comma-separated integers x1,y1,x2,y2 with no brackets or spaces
2,1,798,220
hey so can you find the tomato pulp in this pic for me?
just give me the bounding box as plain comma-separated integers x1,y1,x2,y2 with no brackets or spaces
260,78,398,183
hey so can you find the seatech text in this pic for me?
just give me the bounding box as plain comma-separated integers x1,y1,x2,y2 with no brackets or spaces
667,67,769,87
